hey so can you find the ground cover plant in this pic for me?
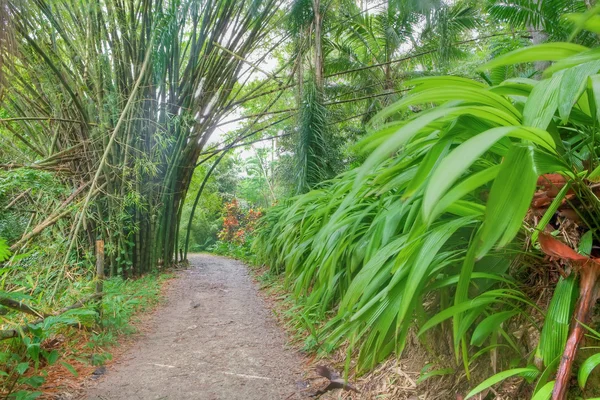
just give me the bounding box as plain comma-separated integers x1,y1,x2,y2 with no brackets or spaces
0,270,171,398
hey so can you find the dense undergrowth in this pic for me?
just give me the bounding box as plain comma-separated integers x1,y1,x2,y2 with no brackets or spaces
0,258,171,399
253,14,600,400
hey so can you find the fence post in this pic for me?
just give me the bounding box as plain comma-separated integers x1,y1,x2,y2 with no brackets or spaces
96,239,104,327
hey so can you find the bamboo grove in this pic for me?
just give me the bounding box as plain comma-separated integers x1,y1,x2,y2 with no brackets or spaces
1,0,279,282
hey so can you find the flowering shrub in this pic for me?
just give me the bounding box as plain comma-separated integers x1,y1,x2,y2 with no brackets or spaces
216,199,262,246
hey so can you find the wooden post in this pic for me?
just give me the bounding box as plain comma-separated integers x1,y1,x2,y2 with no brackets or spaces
96,240,104,327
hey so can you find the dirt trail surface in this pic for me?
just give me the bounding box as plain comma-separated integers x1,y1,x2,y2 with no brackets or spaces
85,254,306,400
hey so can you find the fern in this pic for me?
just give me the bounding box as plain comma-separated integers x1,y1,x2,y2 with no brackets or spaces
0,237,10,262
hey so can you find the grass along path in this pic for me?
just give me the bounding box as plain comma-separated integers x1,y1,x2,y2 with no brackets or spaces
84,254,306,400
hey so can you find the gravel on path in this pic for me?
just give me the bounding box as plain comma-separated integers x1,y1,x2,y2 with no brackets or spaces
84,254,306,400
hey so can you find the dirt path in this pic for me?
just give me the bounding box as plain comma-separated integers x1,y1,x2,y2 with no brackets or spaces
85,254,306,400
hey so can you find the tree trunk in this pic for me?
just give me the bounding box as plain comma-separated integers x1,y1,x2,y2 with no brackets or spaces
313,0,324,91
530,0,550,74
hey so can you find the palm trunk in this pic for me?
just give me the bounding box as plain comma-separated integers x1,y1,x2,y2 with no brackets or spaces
312,0,324,90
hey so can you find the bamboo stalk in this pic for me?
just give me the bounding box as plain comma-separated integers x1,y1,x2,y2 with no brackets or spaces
0,297,46,319
0,117,96,125
3,188,32,210
95,240,104,327
59,32,155,274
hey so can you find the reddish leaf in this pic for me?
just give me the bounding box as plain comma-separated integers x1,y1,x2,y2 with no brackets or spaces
538,232,589,262
537,174,568,194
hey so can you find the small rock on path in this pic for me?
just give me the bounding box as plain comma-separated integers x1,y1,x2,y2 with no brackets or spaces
84,254,305,400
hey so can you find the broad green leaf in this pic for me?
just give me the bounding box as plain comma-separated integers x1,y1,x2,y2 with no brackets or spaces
578,352,600,389
531,180,571,242
588,162,600,181
469,344,511,365
476,145,538,258
370,86,520,127
0,238,11,262
533,356,560,396
546,48,600,76
478,43,588,71
427,272,515,291
523,70,563,130
445,200,485,217
533,149,572,176
465,367,540,399
424,128,553,221
403,140,450,199
418,296,498,336
44,350,59,365
21,375,45,388
16,362,29,375
11,391,42,400
416,367,454,384
396,217,474,335
359,106,459,182
531,381,555,400
408,76,487,91
579,230,593,256
588,74,600,124
489,81,535,98
446,105,520,126
558,61,600,122
60,361,79,377
535,276,577,367
27,343,40,364
470,310,518,347
361,121,405,149
340,236,406,311
564,12,600,35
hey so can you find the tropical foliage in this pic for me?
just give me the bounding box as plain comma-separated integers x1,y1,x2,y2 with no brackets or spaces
5,0,600,398
254,7,600,400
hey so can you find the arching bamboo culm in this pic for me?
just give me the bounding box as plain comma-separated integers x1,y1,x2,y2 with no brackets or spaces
3,0,281,282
